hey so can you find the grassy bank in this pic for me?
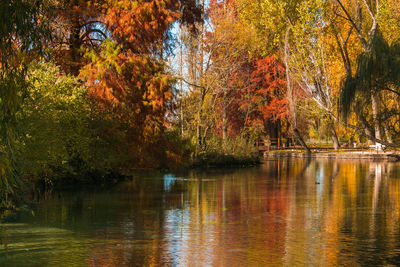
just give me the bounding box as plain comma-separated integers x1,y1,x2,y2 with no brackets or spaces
191,152,260,168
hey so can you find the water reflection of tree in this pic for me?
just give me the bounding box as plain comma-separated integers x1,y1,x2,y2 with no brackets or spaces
164,159,400,266
5,160,400,266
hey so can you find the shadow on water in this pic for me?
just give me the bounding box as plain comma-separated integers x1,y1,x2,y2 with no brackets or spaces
2,158,400,266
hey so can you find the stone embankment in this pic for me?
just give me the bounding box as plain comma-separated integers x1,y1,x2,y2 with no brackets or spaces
264,150,400,161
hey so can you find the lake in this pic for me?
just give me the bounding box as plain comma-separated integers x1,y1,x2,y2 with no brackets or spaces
2,157,400,266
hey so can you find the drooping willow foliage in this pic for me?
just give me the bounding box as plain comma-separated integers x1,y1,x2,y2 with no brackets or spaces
0,0,47,211
339,32,400,119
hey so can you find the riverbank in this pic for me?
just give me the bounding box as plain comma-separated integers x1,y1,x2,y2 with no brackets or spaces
1,152,260,218
263,149,400,161
190,152,261,168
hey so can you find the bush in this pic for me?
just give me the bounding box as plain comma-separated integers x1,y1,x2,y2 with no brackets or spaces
193,134,260,167
16,62,120,186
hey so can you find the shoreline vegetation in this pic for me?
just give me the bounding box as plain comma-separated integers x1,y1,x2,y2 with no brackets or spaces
2,0,400,219
26,147,400,191
1,147,400,221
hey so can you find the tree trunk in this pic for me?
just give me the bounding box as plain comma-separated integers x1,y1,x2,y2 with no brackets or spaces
384,124,392,144
293,128,311,154
222,98,228,145
69,12,82,76
196,0,205,153
179,25,184,136
284,28,311,154
196,106,202,152
371,93,382,151
202,125,209,151
358,113,374,145
196,89,203,153
328,121,340,150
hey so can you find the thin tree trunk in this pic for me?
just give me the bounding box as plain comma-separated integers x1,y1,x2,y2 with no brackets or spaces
222,104,227,144
284,28,311,154
187,32,200,153
293,128,311,154
384,124,392,144
358,113,375,145
69,20,81,76
179,25,184,136
196,105,202,151
202,125,209,151
196,0,205,153
371,93,382,151
69,0,82,75
329,121,340,150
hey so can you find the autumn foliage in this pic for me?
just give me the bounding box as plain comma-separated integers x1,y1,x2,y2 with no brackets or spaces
50,0,106,75
206,0,287,139
246,56,287,125
79,0,199,168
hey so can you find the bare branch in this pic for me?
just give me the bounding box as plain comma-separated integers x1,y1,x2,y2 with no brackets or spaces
335,0,367,48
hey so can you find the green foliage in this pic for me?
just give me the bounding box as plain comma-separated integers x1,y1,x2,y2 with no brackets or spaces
16,62,120,185
0,0,47,211
162,129,194,169
193,134,260,167
0,0,45,65
17,62,86,182
339,32,400,118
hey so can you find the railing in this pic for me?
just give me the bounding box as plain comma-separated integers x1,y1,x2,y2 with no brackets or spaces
256,138,387,152
256,138,284,151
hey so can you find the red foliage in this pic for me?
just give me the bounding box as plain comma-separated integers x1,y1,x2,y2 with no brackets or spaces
80,0,200,168
243,56,287,126
206,1,287,138
82,0,185,132
213,56,287,138
212,56,287,138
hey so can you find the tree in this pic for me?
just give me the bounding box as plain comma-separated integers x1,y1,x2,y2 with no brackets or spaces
80,0,200,167
333,0,400,149
49,0,107,75
206,0,258,144
244,56,287,141
289,0,341,149
18,62,95,182
0,0,47,210
339,33,400,143
237,0,314,152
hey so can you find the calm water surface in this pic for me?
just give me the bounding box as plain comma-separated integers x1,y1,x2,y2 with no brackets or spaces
2,157,400,266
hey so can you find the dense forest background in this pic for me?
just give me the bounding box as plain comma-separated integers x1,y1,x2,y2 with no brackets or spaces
1,0,400,212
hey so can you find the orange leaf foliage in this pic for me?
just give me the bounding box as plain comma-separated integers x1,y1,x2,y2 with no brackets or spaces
80,0,200,168
239,56,287,128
